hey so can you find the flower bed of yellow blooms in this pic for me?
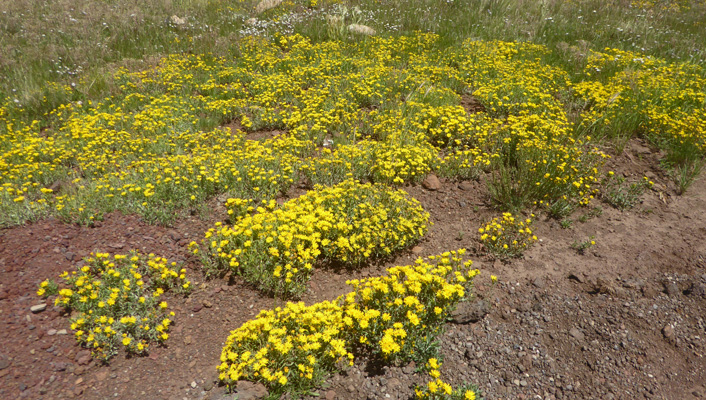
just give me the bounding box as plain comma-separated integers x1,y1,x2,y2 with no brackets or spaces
218,250,478,399
197,179,430,297
38,252,190,361
3,32,702,228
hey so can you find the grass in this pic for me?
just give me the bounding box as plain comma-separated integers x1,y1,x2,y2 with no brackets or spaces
2,0,705,123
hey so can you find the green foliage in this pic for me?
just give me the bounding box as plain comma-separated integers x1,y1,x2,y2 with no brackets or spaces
37,251,190,361
601,172,653,210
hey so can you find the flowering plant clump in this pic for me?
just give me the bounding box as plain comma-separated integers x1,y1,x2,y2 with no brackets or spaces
478,213,538,258
415,358,481,400
218,300,351,398
198,179,430,297
37,251,190,361
341,249,478,364
217,249,477,398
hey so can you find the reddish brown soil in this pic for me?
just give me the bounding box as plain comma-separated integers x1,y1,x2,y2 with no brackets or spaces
1,138,705,400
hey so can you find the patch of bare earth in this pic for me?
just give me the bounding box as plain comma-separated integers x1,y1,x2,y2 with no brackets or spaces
1,139,705,400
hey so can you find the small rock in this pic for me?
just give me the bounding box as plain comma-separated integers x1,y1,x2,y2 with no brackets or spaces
170,15,187,25
663,281,680,297
569,327,585,341
109,242,125,249
202,300,213,308
203,380,214,391
96,370,108,381
191,381,197,389
348,24,376,36
592,277,616,295
47,329,57,336
56,329,68,335
76,350,92,366
641,284,659,298
30,304,47,313
326,390,336,400
0,358,10,370
450,300,490,324
532,277,546,289
458,181,474,191
185,336,193,345
411,246,423,255
192,304,203,313
53,362,68,371
255,0,282,14
235,380,268,399
422,174,441,191
662,325,675,343
692,386,704,398
402,361,416,374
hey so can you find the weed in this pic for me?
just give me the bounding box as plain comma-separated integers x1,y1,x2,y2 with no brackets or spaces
601,172,653,210
571,236,596,255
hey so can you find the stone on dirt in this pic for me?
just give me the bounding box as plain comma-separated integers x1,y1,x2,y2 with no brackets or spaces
422,174,441,191
450,300,490,324
569,327,585,341
234,380,268,399
30,304,47,313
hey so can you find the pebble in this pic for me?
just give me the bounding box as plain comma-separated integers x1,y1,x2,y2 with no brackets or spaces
662,325,675,342
458,181,474,191
191,381,197,388
664,282,680,297
569,327,585,341
30,304,47,313
47,329,57,336
422,174,441,191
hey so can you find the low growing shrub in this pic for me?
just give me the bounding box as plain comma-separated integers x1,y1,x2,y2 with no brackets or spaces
38,251,190,361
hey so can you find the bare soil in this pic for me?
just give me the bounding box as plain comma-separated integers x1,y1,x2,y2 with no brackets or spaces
1,138,705,400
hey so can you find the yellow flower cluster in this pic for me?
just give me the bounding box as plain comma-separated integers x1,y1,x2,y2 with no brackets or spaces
415,358,479,400
342,249,477,363
479,213,538,258
218,300,351,396
1,32,703,228
217,250,477,398
37,252,190,360
199,179,430,297
575,47,705,185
